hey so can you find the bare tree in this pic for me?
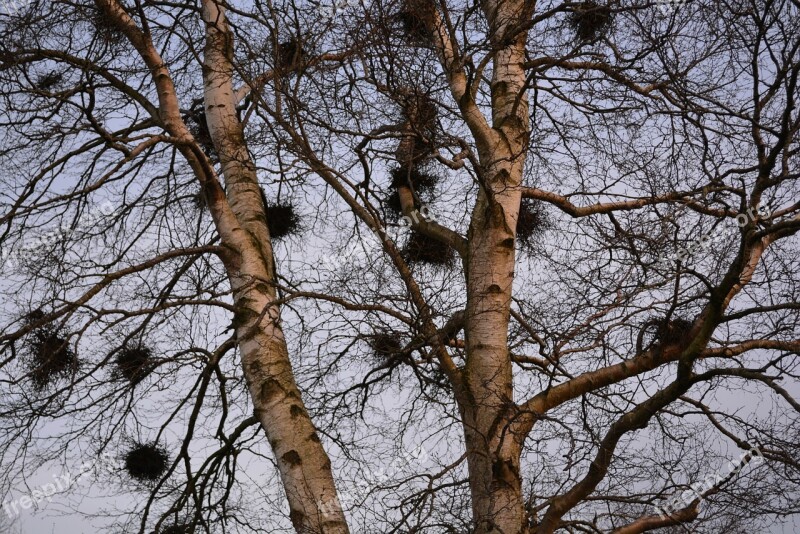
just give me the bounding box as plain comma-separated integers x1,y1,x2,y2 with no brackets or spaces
0,0,798,533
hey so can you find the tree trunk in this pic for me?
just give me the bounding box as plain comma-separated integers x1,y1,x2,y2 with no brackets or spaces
462,182,527,534
461,1,531,529
201,2,348,532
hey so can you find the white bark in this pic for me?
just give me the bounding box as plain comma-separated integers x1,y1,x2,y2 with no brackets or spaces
199,2,348,532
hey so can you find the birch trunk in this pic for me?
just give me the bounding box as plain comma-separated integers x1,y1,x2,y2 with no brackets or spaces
200,2,348,532
460,0,531,529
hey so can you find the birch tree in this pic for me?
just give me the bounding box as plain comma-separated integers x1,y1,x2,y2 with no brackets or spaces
0,0,799,533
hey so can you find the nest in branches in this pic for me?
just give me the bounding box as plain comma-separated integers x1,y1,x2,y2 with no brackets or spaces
115,345,154,384
638,316,693,353
656,317,693,345
390,166,439,195
395,0,433,43
516,198,549,250
185,110,218,163
160,524,193,534
276,38,308,70
402,230,455,267
384,189,405,219
368,332,403,361
34,71,63,92
396,92,438,164
385,166,438,219
569,1,613,41
25,325,78,389
402,92,437,133
92,9,126,45
24,309,46,325
265,202,302,240
125,442,169,482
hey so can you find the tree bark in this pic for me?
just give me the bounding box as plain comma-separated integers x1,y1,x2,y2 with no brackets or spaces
459,0,531,529
199,2,348,532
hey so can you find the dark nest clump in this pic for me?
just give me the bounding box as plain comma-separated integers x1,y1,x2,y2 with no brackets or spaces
265,202,302,240
367,332,404,361
185,109,218,163
125,442,169,482
402,230,455,267
637,316,694,353
658,317,693,345
24,325,78,389
115,344,154,384
390,166,439,196
159,524,193,534
92,8,126,45
569,1,613,41
396,92,439,165
403,92,438,134
394,0,433,44
276,38,308,70
516,198,549,250
24,309,46,325
34,71,63,92
385,166,439,220
385,189,404,219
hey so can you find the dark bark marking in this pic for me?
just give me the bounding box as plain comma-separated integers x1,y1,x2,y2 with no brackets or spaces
260,378,283,404
282,450,303,467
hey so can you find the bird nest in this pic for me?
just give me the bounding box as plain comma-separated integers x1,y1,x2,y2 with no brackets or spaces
396,92,439,164
516,198,549,250
125,442,169,482
276,38,308,70
390,166,439,195
639,316,694,351
402,92,438,133
34,71,63,92
569,1,613,41
402,230,455,267
265,202,302,240
91,8,126,45
395,0,434,44
385,166,438,220
185,110,218,163
115,344,154,384
24,324,78,389
367,332,404,361
384,189,405,219
160,524,193,534
659,317,693,345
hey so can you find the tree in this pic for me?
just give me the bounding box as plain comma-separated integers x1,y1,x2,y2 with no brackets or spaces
0,0,799,532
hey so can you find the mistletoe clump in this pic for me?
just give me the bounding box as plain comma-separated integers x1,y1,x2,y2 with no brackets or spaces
124,442,169,482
